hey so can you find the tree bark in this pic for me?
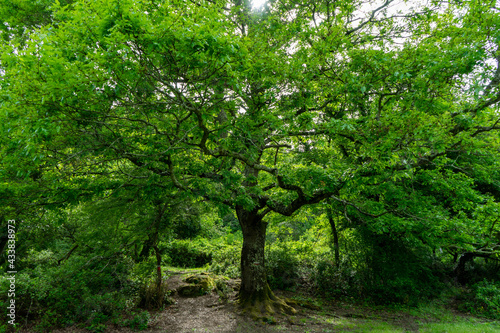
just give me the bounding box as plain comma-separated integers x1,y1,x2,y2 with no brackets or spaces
153,245,162,293
238,207,267,297
326,206,340,268
454,252,474,285
236,205,296,317
453,252,496,285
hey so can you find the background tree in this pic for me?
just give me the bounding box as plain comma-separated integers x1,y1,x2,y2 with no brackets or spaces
0,0,75,43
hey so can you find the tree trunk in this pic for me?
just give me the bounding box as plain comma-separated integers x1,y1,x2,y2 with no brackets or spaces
454,252,474,285
236,206,296,317
153,245,162,291
326,205,340,268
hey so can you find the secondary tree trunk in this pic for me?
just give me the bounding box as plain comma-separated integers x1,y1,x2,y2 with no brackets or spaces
153,245,162,292
236,205,296,317
326,204,340,268
454,252,474,285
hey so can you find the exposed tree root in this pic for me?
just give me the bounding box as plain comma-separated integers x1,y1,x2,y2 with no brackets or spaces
238,284,297,321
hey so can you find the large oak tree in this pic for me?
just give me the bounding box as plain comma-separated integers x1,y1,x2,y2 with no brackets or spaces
2,0,500,315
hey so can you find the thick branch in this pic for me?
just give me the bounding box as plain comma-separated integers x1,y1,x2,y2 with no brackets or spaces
57,244,79,265
266,188,331,216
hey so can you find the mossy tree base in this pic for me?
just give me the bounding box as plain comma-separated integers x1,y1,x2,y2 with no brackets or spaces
238,284,297,320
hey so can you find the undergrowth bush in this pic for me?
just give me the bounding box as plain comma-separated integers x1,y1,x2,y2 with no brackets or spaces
311,231,442,306
137,279,172,310
463,280,500,319
164,239,213,268
0,251,134,332
266,246,301,290
120,310,151,331
209,244,241,279
314,259,358,298
358,236,442,305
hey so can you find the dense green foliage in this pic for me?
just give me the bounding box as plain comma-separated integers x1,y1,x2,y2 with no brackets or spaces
462,279,500,319
0,250,134,331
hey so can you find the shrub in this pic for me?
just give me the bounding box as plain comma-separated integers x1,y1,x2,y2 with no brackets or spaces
343,231,442,305
311,231,442,305
209,244,241,279
313,259,358,298
165,239,212,268
137,279,172,310
463,280,500,319
0,251,135,332
173,217,202,239
121,310,151,331
266,246,300,290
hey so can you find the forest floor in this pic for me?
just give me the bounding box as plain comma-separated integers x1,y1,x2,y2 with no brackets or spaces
42,268,500,333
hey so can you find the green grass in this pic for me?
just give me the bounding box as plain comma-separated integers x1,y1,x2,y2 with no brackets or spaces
164,266,207,274
407,302,457,322
419,320,500,333
345,322,500,333
353,321,406,332
405,300,500,332
327,318,499,333
310,313,405,332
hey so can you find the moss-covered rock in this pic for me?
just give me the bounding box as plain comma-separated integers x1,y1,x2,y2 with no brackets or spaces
185,273,216,290
177,284,203,296
177,273,216,297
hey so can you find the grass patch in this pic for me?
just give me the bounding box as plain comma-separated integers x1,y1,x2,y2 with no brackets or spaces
407,302,456,322
322,315,356,328
419,320,500,333
354,320,406,332
309,313,405,332
164,266,206,274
